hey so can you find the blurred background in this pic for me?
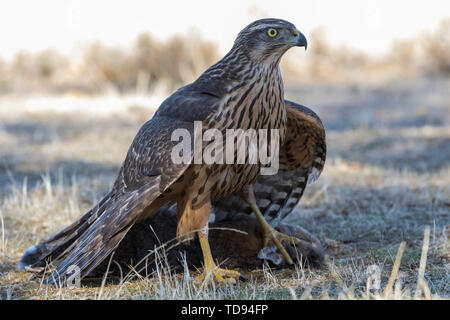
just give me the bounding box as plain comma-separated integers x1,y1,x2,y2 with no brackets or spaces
0,0,448,100
0,0,449,299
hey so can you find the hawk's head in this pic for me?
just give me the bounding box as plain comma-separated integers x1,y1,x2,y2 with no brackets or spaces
234,18,307,62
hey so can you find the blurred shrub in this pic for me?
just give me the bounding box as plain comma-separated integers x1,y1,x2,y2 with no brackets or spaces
0,31,219,95
5,50,69,93
79,31,219,93
422,19,450,75
0,58,7,93
82,41,139,92
283,19,450,84
0,19,448,95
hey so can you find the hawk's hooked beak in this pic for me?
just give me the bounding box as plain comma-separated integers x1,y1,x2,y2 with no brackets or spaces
293,28,307,50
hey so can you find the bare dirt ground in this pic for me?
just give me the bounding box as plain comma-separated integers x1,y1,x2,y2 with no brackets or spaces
0,78,448,299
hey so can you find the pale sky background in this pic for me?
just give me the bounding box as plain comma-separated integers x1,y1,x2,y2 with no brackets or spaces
0,0,449,60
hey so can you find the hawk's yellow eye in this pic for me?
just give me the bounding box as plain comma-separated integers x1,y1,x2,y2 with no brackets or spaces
267,28,278,37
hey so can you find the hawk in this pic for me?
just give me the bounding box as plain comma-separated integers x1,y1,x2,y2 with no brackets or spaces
19,19,324,286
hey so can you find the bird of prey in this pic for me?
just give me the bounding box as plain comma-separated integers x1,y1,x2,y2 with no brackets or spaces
19,18,314,286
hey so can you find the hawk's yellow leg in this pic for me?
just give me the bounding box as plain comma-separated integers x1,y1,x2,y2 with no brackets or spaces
178,194,242,284
250,203,300,265
250,203,300,264
243,186,300,265
195,231,242,284
241,185,300,264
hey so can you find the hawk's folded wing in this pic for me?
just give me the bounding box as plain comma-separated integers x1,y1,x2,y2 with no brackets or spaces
29,85,223,286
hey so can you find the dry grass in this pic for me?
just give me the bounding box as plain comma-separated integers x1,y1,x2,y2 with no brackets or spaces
0,79,449,300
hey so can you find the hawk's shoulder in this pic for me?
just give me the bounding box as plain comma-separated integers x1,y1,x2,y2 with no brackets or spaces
154,82,223,123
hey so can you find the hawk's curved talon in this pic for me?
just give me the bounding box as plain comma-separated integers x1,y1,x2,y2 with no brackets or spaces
195,266,242,285
262,224,300,265
246,196,300,265
196,229,243,285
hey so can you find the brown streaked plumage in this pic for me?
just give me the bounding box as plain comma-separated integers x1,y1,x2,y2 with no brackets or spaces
18,18,309,286
213,100,326,227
